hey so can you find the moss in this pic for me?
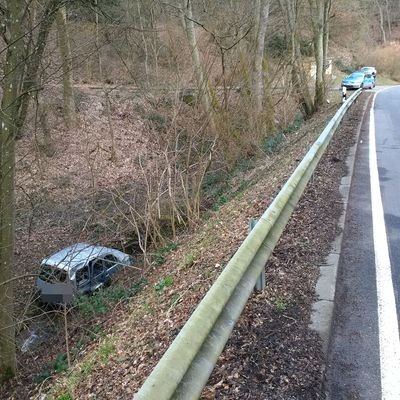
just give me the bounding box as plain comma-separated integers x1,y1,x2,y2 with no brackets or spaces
0,366,15,382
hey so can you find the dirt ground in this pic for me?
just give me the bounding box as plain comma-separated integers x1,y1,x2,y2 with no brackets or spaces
2,90,368,399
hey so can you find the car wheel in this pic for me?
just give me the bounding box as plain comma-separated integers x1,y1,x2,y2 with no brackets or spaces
104,275,111,288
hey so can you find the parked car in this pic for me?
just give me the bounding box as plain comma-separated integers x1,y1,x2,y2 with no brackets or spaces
362,73,376,89
341,71,375,89
36,243,133,304
360,66,377,77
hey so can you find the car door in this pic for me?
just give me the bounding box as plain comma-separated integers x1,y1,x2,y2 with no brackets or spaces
76,264,91,294
90,258,108,291
103,254,119,276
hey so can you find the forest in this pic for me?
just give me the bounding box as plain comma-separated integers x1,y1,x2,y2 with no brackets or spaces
1,0,400,398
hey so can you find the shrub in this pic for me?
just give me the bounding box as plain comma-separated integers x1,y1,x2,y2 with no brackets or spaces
35,353,69,383
152,243,178,266
98,342,115,363
76,278,147,317
154,276,174,294
266,33,288,57
334,59,353,74
57,394,73,400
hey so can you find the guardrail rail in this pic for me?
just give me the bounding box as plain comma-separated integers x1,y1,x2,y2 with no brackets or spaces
134,89,362,400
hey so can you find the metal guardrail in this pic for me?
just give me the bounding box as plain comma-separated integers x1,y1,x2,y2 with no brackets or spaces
134,89,362,400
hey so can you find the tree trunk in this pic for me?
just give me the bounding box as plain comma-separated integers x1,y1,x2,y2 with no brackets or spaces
384,0,392,41
279,0,314,117
94,0,103,80
104,91,117,162
323,0,331,88
56,6,76,131
376,0,387,44
39,101,55,157
137,0,150,83
180,0,215,130
308,0,329,110
0,0,24,381
15,0,59,137
1,1,57,379
253,0,271,117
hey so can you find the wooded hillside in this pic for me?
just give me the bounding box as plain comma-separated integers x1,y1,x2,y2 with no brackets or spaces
1,0,399,397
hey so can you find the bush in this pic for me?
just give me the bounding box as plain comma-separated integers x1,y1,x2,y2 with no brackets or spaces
334,59,353,74
266,33,288,57
154,276,174,294
76,278,147,317
152,243,178,266
57,394,73,400
35,353,69,383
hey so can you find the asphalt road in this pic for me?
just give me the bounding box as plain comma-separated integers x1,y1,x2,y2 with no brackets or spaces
325,87,400,400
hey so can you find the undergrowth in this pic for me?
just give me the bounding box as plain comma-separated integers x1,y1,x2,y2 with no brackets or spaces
76,278,147,317
35,353,69,383
203,112,304,212
152,242,178,266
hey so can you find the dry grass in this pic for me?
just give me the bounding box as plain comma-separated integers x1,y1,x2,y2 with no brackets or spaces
361,43,400,82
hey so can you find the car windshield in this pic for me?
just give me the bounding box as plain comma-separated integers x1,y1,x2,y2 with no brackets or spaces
349,72,364,78
39,265,68,283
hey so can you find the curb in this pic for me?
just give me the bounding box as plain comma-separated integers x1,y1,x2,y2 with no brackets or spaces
309,95,371,353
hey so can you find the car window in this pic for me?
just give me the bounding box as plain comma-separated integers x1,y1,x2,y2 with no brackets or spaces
39,265,67,283
76,266,89,285
92,259,106,277
103,254,118,269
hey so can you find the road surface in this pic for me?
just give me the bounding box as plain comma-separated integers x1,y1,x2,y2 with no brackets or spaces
326,87,400,399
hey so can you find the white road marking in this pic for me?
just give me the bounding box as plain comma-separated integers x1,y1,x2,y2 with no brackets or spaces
369,93,400,400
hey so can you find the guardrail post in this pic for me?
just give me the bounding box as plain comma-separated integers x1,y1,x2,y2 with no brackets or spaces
249,218,266,291
341,86,347,102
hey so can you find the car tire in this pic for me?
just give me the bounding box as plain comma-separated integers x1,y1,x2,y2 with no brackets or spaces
104,275,111,288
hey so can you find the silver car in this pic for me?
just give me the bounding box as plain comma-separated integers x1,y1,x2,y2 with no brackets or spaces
36,243,133,304
360,66,377,77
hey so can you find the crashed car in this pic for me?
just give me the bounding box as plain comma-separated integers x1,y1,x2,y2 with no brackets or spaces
36,243,133,304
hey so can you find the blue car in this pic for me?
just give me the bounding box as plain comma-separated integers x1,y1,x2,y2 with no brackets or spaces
341,71,375,89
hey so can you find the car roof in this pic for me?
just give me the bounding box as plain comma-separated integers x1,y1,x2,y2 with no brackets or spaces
41,243,119,271
361,66,376,72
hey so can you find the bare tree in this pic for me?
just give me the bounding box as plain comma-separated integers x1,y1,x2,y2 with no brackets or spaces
94,0,103,80
0,0,61,380
56,5,76,131
0,0,23,380
308,0,331,110
279,0,314,116
252,0,271,127
14,0,60,137
180,0,216,130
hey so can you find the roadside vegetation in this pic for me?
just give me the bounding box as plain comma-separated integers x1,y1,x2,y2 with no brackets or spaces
1,0,399,398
